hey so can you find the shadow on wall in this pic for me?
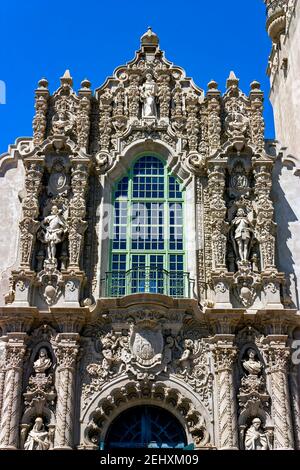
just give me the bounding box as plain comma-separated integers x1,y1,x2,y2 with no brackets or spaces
271,152,299,309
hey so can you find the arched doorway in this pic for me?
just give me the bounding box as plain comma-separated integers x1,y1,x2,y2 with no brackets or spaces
104,405,187,449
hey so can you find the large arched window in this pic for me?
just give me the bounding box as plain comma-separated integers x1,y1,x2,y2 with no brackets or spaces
104,405,188,449
107,155,190,297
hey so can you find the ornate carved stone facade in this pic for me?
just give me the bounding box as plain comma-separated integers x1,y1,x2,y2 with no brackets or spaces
0,26,299,450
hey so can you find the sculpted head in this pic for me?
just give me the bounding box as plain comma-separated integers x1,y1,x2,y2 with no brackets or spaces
34,417,44,431
39,347,48,358
50,205,59,215
237,208,246,217
252,418,262,430
247,348,256,360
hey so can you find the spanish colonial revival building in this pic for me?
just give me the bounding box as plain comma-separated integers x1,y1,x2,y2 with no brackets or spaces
0,0,299,451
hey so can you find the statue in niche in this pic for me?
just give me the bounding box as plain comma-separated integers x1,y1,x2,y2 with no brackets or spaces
231,208,253,262
24,417,50,450
242,349,262,376
52,110,73,135
140,73,158,118
225,104,249,138
33,348,52,375
39,205,68,262
244,418,270,450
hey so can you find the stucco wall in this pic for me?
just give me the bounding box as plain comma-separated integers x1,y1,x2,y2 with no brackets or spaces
0,159,24,305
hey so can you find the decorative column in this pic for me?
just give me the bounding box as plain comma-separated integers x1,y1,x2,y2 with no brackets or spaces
263,335,294,449
253,164,276,272
53,333,79,450
0,336,7,424
249,81,265,153
211,335,238,449
0,333,27,450
206,80,221,155
32,78,49,147
290,364,300,450
68,163,89,270
77,79,92,151
253,161,284,308
207,166,231,308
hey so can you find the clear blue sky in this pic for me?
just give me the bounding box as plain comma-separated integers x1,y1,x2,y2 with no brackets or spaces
0,0,274,154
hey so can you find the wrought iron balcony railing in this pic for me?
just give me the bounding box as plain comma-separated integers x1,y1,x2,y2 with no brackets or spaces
102,267,194,298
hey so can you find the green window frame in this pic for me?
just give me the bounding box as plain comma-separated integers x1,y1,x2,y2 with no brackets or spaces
108,154,188,297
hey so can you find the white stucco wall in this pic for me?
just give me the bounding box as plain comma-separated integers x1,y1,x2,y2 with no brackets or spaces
0,159,24,306
270,1,300,166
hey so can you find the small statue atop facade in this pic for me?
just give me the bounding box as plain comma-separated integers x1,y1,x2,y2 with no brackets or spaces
39,205,68,263
33,347,52,375
242,349,262,376
24,417,50,450
140,73,158,118
225,105,249,138
231,208,253,262
244,418,270,450
52,110,73,135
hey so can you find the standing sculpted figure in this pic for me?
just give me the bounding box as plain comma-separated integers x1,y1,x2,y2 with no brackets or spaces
178,339,194,374
40,205,68,262
245,418,270,450
140,74,158,118
24,417,50,450
231,208,253,262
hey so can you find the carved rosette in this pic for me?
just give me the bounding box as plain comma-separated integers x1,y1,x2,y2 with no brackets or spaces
0,334,27,449
211,337,238,449
52,333,79,449
263,336,294,449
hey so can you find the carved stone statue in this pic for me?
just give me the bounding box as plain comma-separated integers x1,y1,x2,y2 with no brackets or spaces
178,339,194,374
39,205,68,262
244,418,270,450
52,110,73,135
33,347,52,374
24,417,50,450
140,74,158,118
242,349,262,376
225,107,249,138
231,208,253,262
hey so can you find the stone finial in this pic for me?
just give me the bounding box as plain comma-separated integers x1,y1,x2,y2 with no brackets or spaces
37,78,49,90
141,27,159,47
207,80,219,91
250,80,261,91
80,78,91,89
226,71,239,89
60,69,73,87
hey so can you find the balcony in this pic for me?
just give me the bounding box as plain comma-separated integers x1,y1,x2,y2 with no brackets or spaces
101,267,194,298
266,0,287,42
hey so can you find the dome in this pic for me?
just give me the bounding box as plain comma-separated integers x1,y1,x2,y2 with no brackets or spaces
140,27,159,47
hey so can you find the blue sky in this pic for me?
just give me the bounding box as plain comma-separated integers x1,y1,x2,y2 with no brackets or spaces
0,0,273,154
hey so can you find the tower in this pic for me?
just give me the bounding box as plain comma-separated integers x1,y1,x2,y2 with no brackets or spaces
264,0,300,308
264,0,300,167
